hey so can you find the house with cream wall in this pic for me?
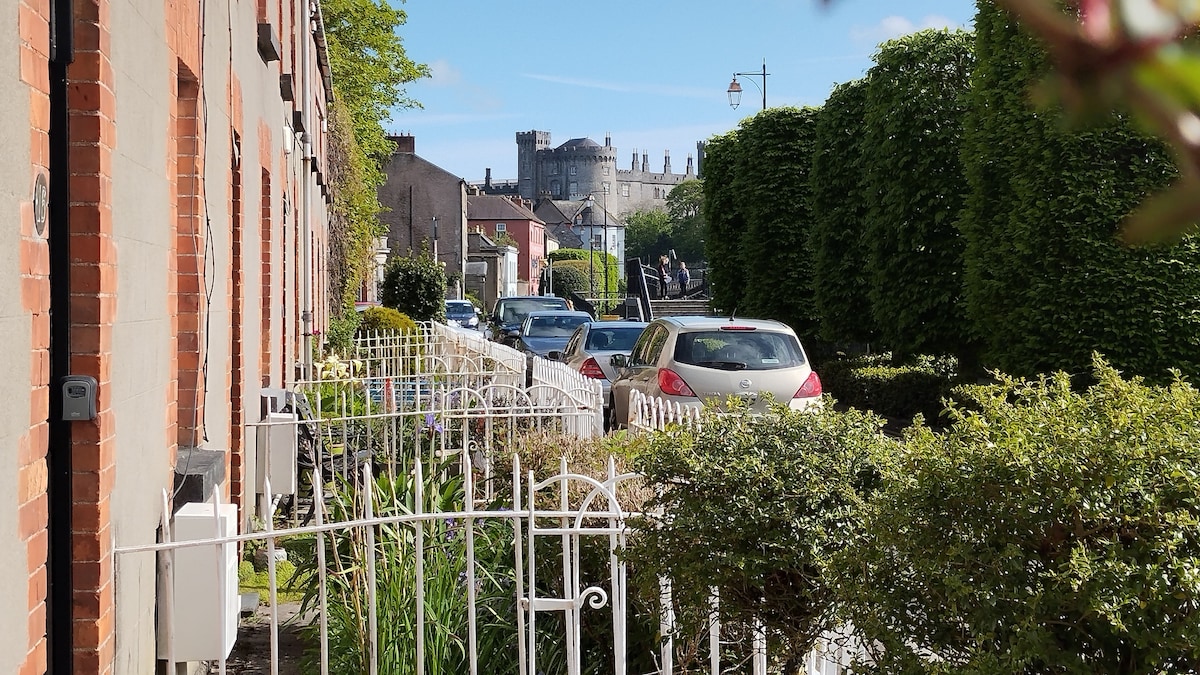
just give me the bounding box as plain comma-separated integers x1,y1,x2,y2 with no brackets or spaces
1,0,332,671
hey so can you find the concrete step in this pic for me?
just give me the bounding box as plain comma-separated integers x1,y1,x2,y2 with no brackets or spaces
650,299,713,318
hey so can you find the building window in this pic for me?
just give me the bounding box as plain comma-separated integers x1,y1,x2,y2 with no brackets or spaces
569,181,578,196
621,184,630,197
602,165,610,176
495,223,506,233
569,165,577,175
551,180,560,195
550,164,559,175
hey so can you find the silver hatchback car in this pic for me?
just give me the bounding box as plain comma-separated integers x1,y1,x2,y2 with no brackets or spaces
608,316,822,427
549,320,648,405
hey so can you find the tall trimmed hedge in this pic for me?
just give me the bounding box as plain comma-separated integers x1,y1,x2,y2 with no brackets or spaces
810,79,876,344
863,29,975,358
701,131,747,316
702,108,821,338
960,2,1200,382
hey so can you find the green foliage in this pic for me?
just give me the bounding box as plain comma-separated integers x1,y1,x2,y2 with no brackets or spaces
960,2,1200,383
627,401,894,668
810,79,877,344
702,132,747,315
293,466,518,675
616,184,706,268
321,0,427,164
323,305,361,357
622,209,672,265
863,29,975,358
819,352,958,423
701,108,822,339
380,249,446,322
358,306,417,334
665,179,707,263
548,260,589,298
837,356,1200,673
548,249,617,299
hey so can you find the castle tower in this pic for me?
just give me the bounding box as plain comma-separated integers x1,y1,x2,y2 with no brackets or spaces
516,130,551,200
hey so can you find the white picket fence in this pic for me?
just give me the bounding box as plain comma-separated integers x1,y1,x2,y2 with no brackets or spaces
113,323,858,675
626,390,704,434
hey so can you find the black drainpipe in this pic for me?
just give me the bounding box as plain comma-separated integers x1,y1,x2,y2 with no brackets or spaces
47,0,74,670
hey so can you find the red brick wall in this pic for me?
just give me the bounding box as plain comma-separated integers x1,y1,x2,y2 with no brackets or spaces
18,0,52,669
67,0,118,669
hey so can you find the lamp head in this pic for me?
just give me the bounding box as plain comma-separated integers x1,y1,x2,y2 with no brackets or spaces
727,77,743,109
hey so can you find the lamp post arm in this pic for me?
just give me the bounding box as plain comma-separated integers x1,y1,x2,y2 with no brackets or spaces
732,61,769,111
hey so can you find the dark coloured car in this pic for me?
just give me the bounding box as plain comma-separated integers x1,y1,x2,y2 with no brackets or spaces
515,310,592,358
488,295,572,346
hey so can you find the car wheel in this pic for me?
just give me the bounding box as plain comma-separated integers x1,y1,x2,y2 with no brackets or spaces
607,396,625,431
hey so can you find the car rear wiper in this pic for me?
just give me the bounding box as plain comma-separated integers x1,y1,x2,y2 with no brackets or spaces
695,360,748,371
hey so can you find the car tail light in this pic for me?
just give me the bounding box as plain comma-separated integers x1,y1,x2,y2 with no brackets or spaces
658,368,696,397
580,357,606,380
794,371,822,399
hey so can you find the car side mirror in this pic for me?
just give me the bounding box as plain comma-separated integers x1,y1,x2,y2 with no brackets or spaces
547,350,562,361
609,353,628,369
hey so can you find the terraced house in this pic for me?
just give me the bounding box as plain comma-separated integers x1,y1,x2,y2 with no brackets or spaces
2,0,332,671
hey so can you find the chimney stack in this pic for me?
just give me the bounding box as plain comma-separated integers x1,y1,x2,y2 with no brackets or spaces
392,134,415,153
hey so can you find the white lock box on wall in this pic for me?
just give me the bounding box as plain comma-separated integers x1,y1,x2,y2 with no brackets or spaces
256,411,298,496
167,500,239,662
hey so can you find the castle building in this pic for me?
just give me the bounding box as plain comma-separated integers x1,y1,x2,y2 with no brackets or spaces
477,131,703,214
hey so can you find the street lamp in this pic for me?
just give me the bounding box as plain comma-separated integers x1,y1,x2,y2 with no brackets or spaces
583,195,596,299
727,60,768,111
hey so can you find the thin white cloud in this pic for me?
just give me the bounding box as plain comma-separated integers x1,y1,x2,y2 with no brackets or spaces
851,14,959,44
522,73,716,100
425,59,462,87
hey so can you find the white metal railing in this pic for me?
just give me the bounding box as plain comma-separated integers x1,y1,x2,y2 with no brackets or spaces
529,355,604,438
116,327,857,674
626,390,703,434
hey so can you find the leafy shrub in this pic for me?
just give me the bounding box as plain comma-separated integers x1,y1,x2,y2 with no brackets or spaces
819,352,957,423
836,356,1200,673
323,309,361,357
380,249,446,322
357,306,417,334
627,400,895,670
548,260,590,299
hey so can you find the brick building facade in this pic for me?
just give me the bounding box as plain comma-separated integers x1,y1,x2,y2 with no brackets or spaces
1,0,332,671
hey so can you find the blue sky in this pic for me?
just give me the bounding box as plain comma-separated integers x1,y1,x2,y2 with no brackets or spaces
387,0,977,182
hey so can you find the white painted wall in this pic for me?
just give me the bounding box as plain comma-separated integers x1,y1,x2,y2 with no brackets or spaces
0,0,33,668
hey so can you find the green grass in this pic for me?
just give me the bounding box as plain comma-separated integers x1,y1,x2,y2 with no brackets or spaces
238,558,306,604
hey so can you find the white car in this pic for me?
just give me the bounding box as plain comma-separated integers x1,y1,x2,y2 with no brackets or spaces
608,316,822,428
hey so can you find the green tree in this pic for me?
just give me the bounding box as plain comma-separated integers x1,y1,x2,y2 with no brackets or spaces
320,0,427,349
837,358,1200,673
322,0,428,163
623,209,672,265
380,249,446,322
703,108,822,339
959,2,1200,382
810,79,876,344
862,29,975,359
665,179,706,263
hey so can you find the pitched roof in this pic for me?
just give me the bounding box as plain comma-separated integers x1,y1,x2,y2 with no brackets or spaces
556,137,600,150
466,195,542,223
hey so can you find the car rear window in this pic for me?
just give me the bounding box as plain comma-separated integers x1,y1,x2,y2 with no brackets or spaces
673,330,806,371
497,298,568,323
585,326,644,351
525,314,588,337
446,302,474,315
